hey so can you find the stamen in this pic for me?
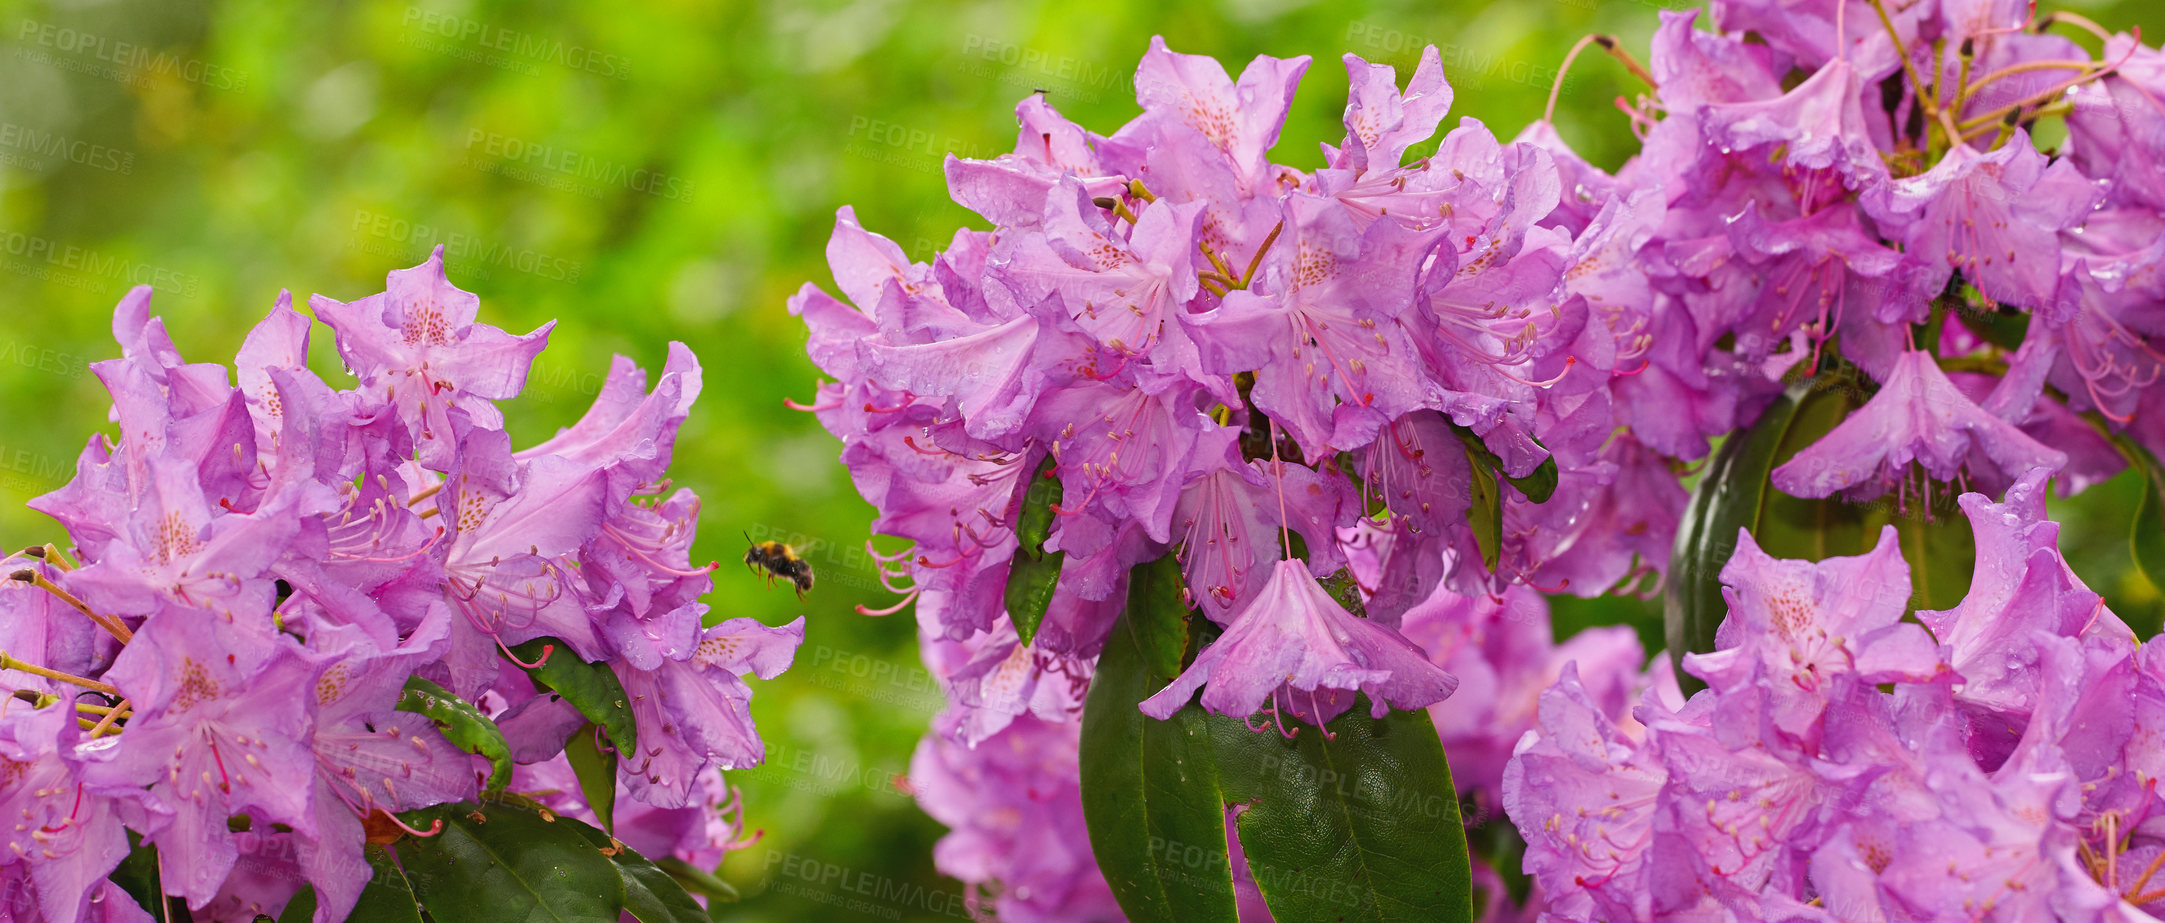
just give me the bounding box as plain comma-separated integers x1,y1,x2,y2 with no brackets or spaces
8,569,132,642
498,639,554,669
0,652,118,695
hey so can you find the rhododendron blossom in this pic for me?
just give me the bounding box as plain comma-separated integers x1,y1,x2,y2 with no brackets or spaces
787,0,2165,918
2,251,789,922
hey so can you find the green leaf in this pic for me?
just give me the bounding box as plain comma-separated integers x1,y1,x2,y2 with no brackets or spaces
400,674,514,794
1667,371,1979,691
2113,435,2165,638
349,845,426,923
1453,429,1504,573
1005,454,1065,646
1213,701,1474,923
1666,380,1811,693
561,816,712,923
507,638,638,759
1448,422,1556,504
1079,555,1240,923
565,722,620,834
656,858,740,904
109,835,195,923
1509,456,1560,505
395,800,628,923
275,886,317,923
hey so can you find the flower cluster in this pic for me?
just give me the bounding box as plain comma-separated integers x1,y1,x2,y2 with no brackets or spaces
0,250,795,923
796,0,2165,914
793,36,1674,912
1503,470,2165,919
1587,0,2165,505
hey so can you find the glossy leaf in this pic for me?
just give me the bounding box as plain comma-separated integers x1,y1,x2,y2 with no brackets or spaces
1668,371,1977,691
1452,428,1504,573
399,674,514,794
1666,380,1811,692
1005,454,1065,646
1213,700,1474,923
276,886,318,923
109,835,194,923
1079,555,1240,923
507,638,638,759
2114,435,2165,638
1509,455,1560,505
349,845,426,923
657,857,741,904
562,816,712,923
565,722,619,834
395,799,628,923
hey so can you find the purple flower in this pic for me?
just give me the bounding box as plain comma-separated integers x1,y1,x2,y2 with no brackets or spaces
1501,663,1663,922
0,702,135,923
83,610,319,909
1770,351,2067,501
311,246,553,469
617,616,803,808
909,714,1123,923
1138,559,1457,724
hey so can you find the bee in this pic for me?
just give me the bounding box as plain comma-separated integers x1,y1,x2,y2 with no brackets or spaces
743,533,814,601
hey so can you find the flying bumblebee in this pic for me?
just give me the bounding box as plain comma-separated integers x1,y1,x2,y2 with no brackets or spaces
744,533,814,601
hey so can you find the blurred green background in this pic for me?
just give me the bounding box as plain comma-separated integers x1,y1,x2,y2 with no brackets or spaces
0,0,2159,919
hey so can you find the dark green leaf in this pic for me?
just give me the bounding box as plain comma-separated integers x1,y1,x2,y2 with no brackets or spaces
1666,380,1811,692
1079,555,1239,923
395,800,627,923
1319,569,1368,619
1448,422,1556,504
656,858,740,904
2114,435,2165,638
561,817,712,923
1213,700,1474,923
349,845,426,923
275,886,317,923
565,722,619,834
400,674,514,794
109,835,195,923
1885,498,1975,613
1667,371,1980,692
1453,429,1504,573
1509,456,1560,505
1005,454,1065,646
507,638,637,759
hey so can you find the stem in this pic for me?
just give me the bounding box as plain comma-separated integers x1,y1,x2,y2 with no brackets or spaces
1241,222,1284,288
1546,34,1601,124
0,652,118,695
1591,35,1659,91
10,570,132,642
1960,58,2098,116
2039,10,2115,45
1869,0,1937,126
87,700,130,737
